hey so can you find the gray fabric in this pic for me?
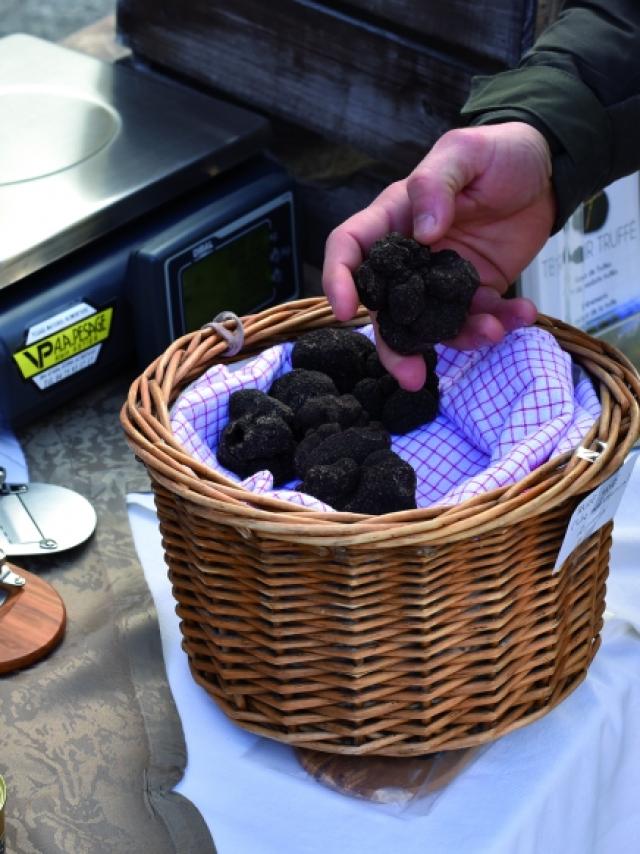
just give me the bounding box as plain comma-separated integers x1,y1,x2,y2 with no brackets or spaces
0,375,215,854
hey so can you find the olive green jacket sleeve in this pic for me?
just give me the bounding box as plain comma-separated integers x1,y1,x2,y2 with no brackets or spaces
460,0,640,231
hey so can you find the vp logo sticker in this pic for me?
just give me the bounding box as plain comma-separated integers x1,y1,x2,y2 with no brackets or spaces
13,307,113,380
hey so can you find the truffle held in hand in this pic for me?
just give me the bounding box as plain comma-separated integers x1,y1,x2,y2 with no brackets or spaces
354,232,480,354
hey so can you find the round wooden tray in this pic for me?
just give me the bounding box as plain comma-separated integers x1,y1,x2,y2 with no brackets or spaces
0,564,66,674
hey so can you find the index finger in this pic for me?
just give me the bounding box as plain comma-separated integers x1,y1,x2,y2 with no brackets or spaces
322,182,413,320
322,226,363,320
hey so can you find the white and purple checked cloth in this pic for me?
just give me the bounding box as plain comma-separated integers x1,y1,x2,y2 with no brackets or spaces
170,325,601,510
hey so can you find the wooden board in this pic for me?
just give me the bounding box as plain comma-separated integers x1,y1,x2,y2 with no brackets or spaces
296,746,479,803
116,0,509,170
0,565,66,675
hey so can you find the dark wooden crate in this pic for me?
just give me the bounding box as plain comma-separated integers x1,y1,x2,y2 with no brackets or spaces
116,0,540,171
335,0,535,67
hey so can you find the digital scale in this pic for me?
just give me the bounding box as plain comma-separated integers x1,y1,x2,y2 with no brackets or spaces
0,34,301,426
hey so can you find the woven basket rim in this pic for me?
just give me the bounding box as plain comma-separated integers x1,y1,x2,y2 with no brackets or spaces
121,298,640,547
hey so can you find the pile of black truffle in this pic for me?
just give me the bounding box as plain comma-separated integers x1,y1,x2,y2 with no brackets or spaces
217,328,428,514
216,234,480,515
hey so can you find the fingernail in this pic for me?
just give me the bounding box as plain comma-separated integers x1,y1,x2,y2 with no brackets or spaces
414,213,437,240
514,314,534,326
476,335,493,348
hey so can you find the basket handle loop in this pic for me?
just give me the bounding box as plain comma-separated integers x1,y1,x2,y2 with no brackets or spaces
575,439,608,463
201,311,245,356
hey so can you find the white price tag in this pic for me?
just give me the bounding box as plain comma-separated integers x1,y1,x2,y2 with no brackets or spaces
553,451,639,573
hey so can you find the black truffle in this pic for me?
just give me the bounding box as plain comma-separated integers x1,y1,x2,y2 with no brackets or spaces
381,385,439,435
354,233,480,354
365,351,387,379
300,448,417,515
377,312,438,356
353,371,439,433
217,413,295,485
354,260,387,311
352,374,397,421
291,328,376,393
344,450,417,515
294,424,390,479
269,369,338,411
388,273,427,325
428,249,480,304
293,422,342,478
228,389,294,425
300,458,360,510
422,346,438,374
368,232,429,278
293,393,366,436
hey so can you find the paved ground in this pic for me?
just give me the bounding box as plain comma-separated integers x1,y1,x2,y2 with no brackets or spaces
0,0,114,41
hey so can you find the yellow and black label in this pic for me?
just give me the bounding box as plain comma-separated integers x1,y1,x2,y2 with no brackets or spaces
13,307,113,380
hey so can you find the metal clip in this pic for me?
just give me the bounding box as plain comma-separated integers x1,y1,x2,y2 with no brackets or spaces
201,311,244,356
0,549,26,588
0,467,28,496
576,439,608,463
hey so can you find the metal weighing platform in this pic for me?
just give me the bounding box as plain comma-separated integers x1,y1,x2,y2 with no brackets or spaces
0,34,300,426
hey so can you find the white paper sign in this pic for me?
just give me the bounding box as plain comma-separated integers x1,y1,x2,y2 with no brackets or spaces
565,174,640,330
553,451,639,573
520,172,640,332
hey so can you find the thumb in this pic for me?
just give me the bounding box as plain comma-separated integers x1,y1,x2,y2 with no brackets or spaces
407,130,481,244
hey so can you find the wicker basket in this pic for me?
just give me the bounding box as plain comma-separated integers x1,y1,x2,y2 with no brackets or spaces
121,298,640,756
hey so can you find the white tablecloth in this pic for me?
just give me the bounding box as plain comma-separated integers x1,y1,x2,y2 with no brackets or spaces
127,462,640,854
5,419,639,853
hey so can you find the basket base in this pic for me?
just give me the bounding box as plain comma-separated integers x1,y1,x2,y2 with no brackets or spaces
295,746,478,804
191,653,596,756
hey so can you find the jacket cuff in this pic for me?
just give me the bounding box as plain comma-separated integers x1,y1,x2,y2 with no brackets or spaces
460,66,612,232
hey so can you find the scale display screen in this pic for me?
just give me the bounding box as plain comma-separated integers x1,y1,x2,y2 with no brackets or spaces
180,222,273,331
127,164,299,368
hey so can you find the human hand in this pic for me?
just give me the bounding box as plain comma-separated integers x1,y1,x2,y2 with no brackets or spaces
322,122,556,389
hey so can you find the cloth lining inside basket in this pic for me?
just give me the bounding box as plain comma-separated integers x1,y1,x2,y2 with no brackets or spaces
170,326,601,509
